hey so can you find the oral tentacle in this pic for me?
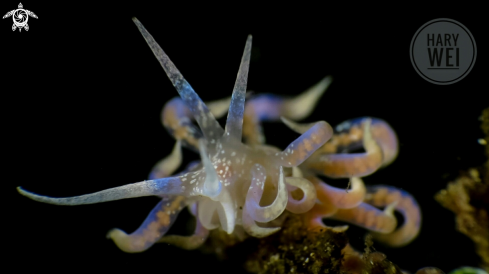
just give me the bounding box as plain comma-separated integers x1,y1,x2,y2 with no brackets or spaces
17,176,185,206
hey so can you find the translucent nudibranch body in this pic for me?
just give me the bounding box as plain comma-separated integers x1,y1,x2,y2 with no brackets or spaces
17,17,421,253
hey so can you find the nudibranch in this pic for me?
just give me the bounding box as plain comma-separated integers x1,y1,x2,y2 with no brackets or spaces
17,18,333,252
17,18,421,254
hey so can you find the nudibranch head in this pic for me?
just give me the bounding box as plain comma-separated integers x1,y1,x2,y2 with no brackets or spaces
129,17,334,236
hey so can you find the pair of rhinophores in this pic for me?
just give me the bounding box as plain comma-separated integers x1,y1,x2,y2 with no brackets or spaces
18,18,421,253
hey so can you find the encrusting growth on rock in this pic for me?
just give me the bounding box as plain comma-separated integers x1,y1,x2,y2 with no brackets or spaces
245,215,348,274
201,214,406,274
435,108,489,272
341,234,402,274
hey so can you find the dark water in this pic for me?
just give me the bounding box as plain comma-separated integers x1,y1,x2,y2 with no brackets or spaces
4,3,486,273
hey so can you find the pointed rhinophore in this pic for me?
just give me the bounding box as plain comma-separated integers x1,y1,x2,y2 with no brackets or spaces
224,35,252,140
132,17,223,148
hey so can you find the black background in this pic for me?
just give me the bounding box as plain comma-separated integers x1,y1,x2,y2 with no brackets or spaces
3,2,487,273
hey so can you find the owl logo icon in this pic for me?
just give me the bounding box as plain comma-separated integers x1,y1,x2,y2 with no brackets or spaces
3,3,38,32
